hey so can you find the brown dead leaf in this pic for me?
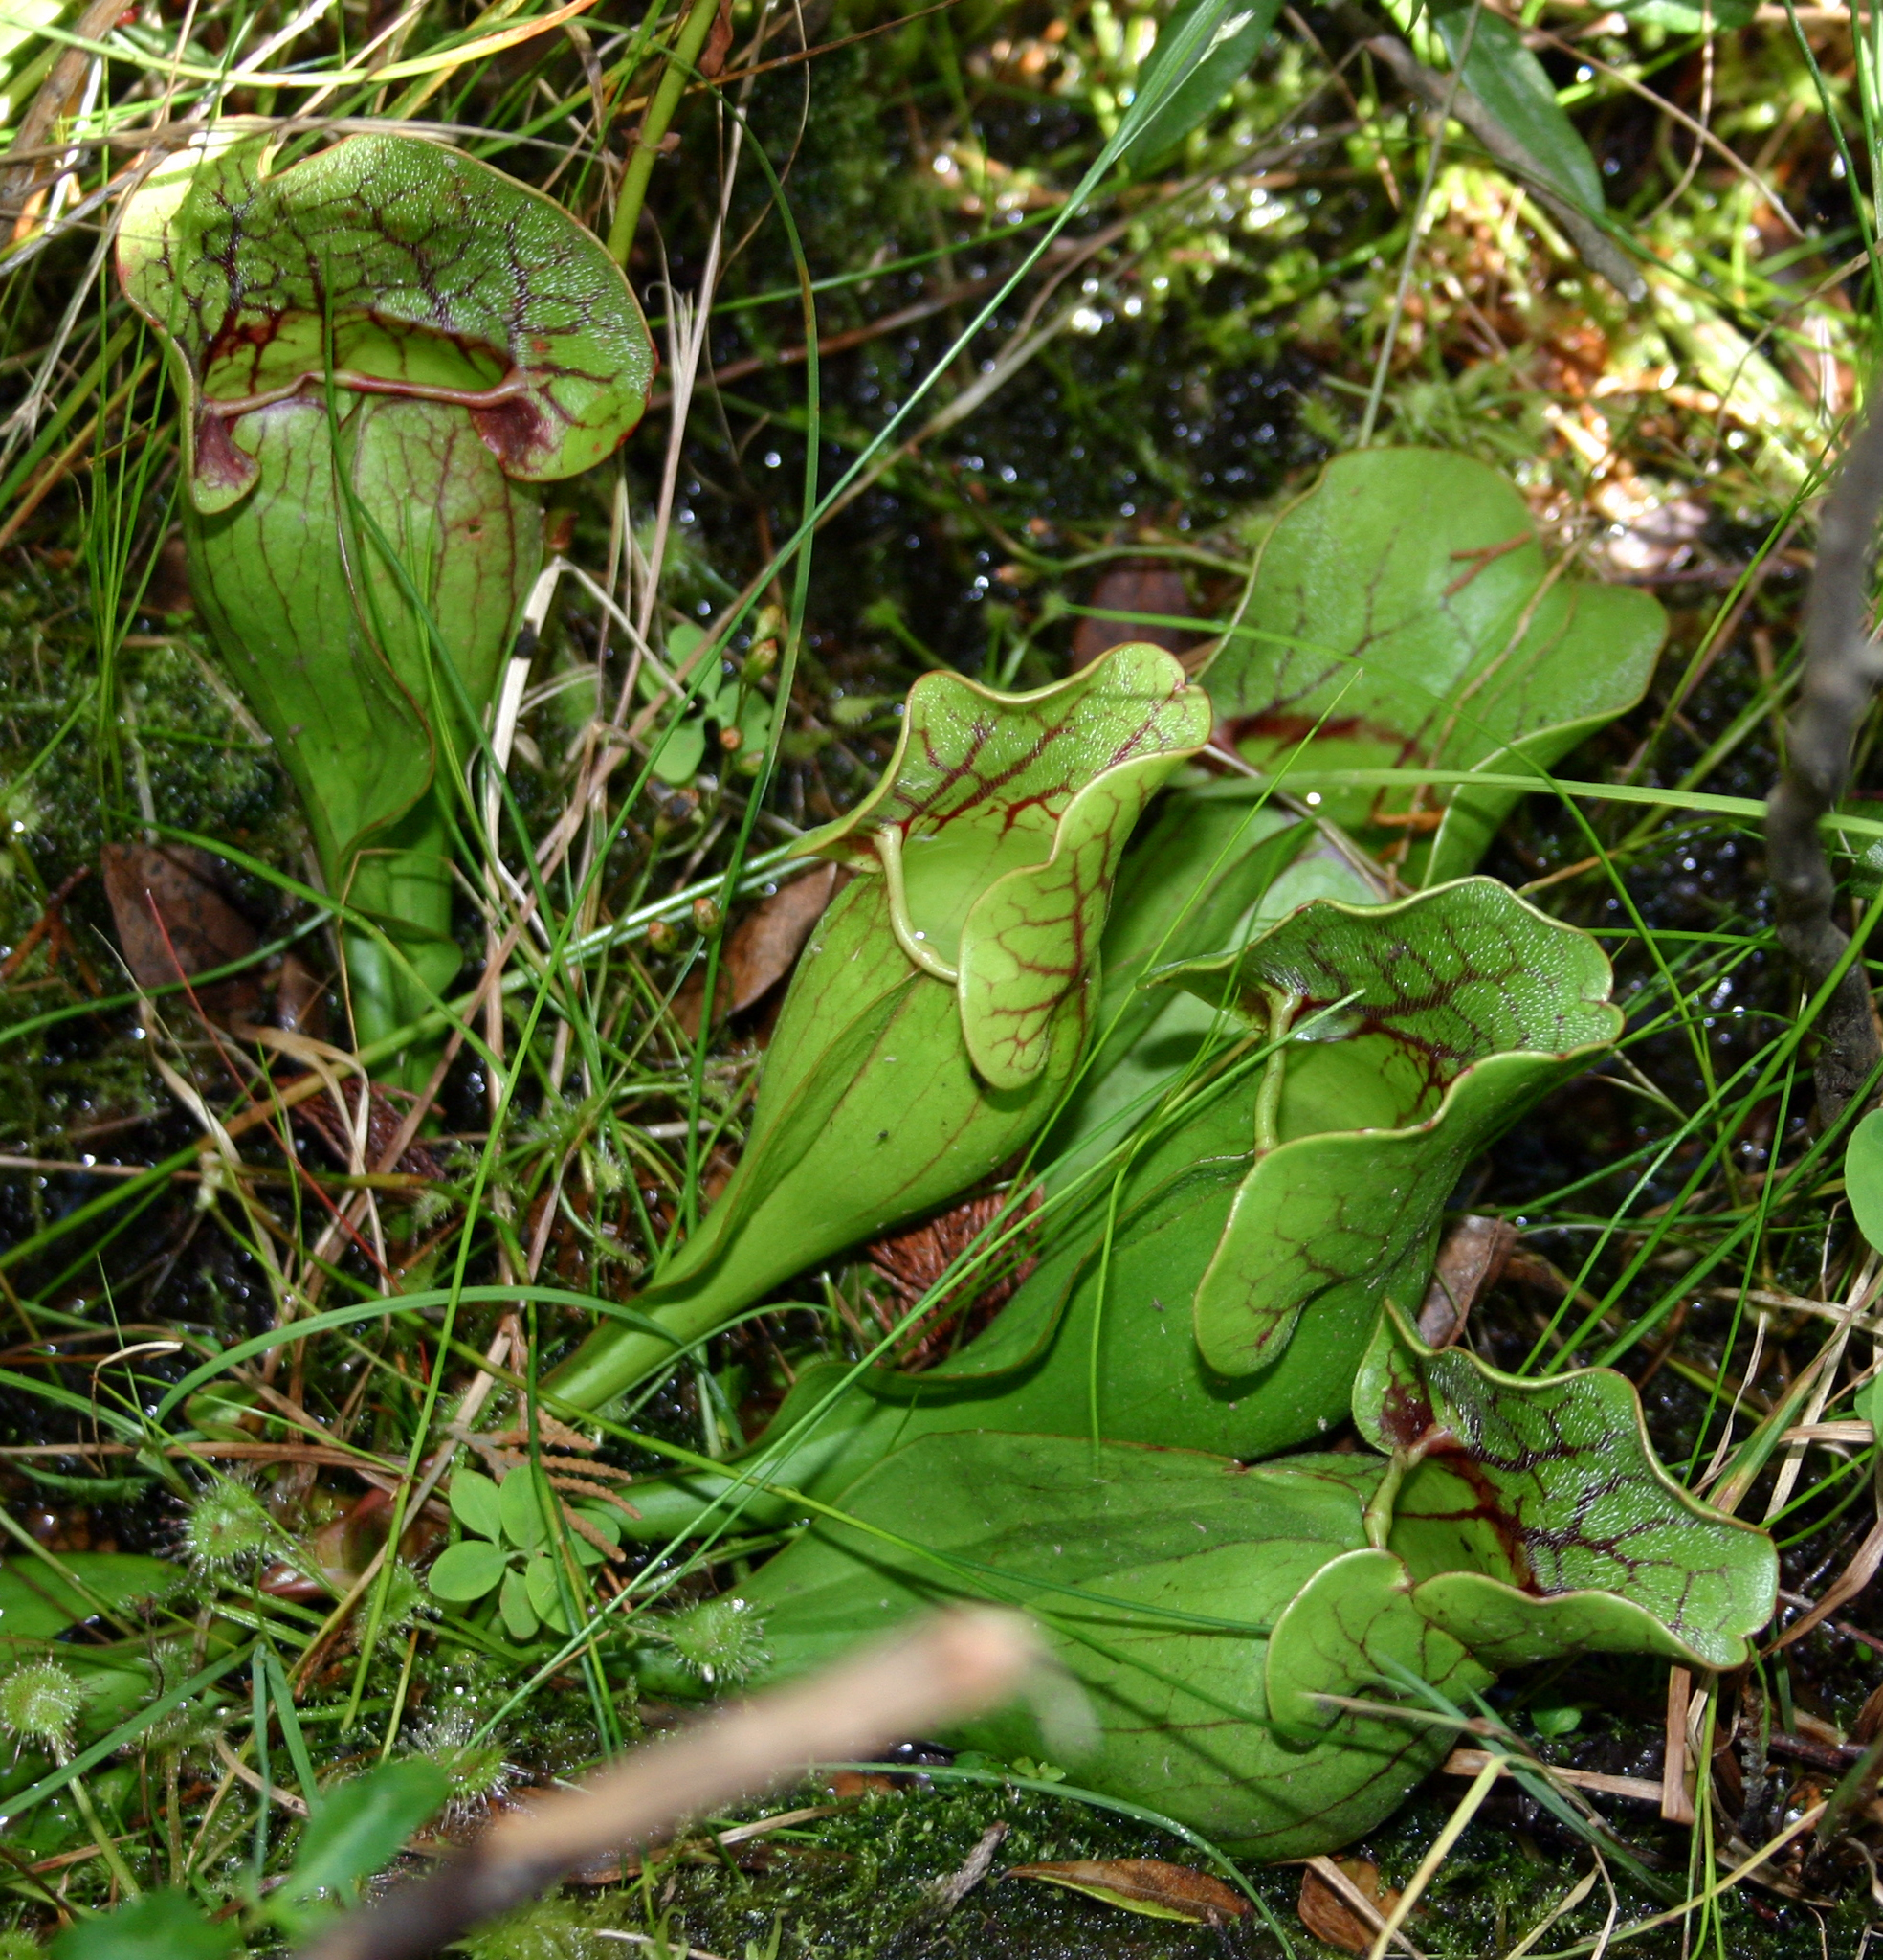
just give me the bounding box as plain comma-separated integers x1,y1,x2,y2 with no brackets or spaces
825,1770,900,1799
274,951,330,1041
699,0,734,76
1070,563,1200,670
290,1077,445,1181
1416,1214,1517,1348
142,531,195,617
1003,1858,1247,1925
1297,1857,1405,1956
673,860,838,1036
866,1187,1040,1370
101,842,262,1024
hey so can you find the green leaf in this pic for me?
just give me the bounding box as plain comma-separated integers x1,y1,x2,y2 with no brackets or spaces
1610,0,1754,26
427,1539,508,1602
116,135,653,1072
572,1505,624,1565
546,644,1208,1411
652,711,708,786
594,879,1624,1526
182,1383,261,1443
0,1551,181,1738
1846,1106,1883,1252
1858,1373,1883,1435
1119,0,1283,174
1161,877,1621,1374
522,1552,574,1634
739,1426,1426,1859
1043,783,1374,1191
449,1469,505,1542
1530,1701,1583,1737
1429,0,1604,215
498,1468,547,1551
11,1462,153,1502
1204,449,1666,881
741,1331,1773,1858
498,1566,540,1642
269,1756,450,1928
804,641,1212,1088
0,1550,179,1652
1264,1545,1483,1735
51,1889,238,1960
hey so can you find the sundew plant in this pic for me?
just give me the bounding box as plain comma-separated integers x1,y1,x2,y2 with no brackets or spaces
4,0,1883,1954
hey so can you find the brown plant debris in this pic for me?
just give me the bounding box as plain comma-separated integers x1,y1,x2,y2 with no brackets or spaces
1003,1857,1248,1926
864,1186,1040,1370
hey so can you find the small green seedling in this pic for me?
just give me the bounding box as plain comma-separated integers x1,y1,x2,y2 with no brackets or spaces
427,1469,620,1641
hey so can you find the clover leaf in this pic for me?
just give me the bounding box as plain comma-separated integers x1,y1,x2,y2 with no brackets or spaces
427,1469,619,1642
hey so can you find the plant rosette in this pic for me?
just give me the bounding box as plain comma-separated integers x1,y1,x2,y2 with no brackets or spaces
736,1312,1776,1859
117,134,654,1081
545,641,1211,1411
427,1469,621,1642
592,875,1626,1542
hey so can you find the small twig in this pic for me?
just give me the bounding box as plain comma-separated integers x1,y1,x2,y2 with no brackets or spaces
1660,1669,1694,1824
1441,1749,1663,1805
214,1733,312,1818
295,1609,1042,1960
1766,397,1883,1122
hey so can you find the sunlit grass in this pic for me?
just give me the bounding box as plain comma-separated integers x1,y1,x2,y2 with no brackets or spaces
1,0,1881,1949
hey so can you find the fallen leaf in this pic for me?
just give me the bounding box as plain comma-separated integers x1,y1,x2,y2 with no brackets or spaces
101,841,262,1023
674,860,838,1036
699,0,733,76
142,529,196,617
1416,1214,1518,1347
274,950,330,1040
1297,1857,1406,1956
929,1820,1008,1916
1293,1858,1410,1951
290,1077,445,1181
1071,563,1200,669
1003,1858,1247,1925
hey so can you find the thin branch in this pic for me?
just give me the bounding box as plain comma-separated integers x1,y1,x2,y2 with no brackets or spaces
295,1608,1042,1960
1765,399,1883,1121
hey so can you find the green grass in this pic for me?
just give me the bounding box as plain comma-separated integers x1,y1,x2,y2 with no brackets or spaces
3,0,1883,1951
